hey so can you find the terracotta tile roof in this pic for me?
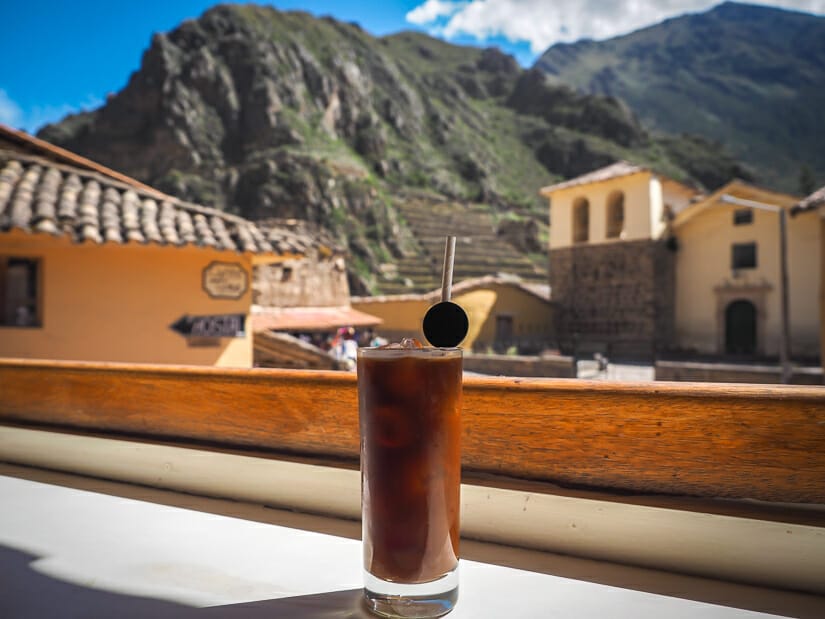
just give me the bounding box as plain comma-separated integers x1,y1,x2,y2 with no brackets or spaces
792,185,825,214
517,281,552,301
0,123,162,195
251,305,383,332
0,149,308,256
539,161,647,195
352,274,552,304
257,217,346,256
443,274,551,302
674,178,800,227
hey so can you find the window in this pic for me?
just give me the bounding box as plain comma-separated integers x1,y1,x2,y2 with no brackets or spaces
573,197,589,243
0,257,41,327
731,243,757,270
733,209,753,225
606,191,625,239
281,267,293,282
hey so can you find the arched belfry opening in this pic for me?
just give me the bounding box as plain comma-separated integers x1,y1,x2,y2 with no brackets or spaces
573,197,589,243
606,191,625,239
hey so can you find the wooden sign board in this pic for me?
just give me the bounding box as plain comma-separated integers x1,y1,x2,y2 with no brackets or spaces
203,262,248,300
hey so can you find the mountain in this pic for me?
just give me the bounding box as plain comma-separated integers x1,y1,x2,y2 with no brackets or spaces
38,4,747,294
535,2,825,193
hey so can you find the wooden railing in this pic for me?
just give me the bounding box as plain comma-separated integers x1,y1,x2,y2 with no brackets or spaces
2,358,824,506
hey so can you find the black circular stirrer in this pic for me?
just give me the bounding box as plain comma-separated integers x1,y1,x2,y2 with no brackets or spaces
423,236,469,347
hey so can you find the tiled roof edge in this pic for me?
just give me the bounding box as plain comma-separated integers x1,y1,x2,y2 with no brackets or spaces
0,148,263,231
0,123,161,195
792,185,825,215
539,161,647,195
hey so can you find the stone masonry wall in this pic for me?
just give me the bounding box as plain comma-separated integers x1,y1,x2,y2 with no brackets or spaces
464,353,576,378
550,239,675,359
655,361,823,385
254,254,350,308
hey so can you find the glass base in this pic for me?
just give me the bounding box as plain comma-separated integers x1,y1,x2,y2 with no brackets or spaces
363,567,458,618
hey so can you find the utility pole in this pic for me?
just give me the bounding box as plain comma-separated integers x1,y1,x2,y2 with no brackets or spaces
720,195,791,383
778,207,791,383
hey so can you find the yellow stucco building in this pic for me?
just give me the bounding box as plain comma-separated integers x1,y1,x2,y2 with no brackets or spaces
673,180,820,358
0,125,299,367
791,184,825,370
540,161,821,362
352,275,554,352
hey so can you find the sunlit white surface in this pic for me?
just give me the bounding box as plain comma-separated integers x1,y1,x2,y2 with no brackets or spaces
0,474,788,618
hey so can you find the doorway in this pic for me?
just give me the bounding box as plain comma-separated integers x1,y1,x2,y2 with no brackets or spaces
495,315,514,351
725,300,757,355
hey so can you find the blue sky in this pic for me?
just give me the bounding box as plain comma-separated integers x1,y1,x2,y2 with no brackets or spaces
2,0,823,134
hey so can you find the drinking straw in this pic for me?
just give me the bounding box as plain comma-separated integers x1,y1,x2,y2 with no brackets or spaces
423,235,467,347
441,235,456,302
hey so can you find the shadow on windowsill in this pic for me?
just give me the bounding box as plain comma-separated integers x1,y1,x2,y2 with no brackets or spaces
1,545,371,618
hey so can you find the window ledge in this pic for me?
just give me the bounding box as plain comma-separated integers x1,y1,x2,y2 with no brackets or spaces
1,424,823,597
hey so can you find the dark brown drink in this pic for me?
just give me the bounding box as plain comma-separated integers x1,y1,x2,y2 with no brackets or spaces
358,345,462,617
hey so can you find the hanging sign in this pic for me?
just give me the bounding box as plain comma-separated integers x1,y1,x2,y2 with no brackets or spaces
202,261,248,300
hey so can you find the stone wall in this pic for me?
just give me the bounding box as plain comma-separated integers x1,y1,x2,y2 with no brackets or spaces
254,253,350,308
655,361,823,385
550,239,675,359
464,352,576,378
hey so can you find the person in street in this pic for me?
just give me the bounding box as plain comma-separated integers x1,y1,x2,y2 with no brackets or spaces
333,326,358,369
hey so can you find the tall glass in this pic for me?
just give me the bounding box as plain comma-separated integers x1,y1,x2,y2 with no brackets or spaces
357,346,462,618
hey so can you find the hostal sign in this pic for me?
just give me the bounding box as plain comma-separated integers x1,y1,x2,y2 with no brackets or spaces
171,314,246,338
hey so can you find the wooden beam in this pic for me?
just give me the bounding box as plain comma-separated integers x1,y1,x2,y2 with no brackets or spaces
1,358,823,503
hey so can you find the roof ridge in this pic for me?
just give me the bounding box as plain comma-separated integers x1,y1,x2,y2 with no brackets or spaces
0,148,167,199
792,185,825,213
0,123,161,194
539,160,649,195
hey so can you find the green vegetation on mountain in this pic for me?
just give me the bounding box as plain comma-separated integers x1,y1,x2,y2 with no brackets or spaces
40,4,749,294
535,1,825,193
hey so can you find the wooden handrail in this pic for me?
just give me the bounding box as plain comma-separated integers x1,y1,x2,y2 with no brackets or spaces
1,358,823,503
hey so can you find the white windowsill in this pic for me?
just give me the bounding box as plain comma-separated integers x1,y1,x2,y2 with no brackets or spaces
0,425,823,599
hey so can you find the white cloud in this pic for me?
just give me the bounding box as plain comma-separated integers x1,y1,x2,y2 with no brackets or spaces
406,0,466,25
25,104,81,133
406,0,825,54
0,89,23,127
0,92,103,134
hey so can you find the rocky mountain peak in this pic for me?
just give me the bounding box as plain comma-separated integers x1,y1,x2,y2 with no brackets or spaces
39,3,749,294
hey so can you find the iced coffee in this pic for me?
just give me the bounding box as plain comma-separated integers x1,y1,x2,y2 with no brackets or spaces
358,340,462,618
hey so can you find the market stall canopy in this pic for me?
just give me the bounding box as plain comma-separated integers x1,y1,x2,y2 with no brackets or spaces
251,305,383,332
